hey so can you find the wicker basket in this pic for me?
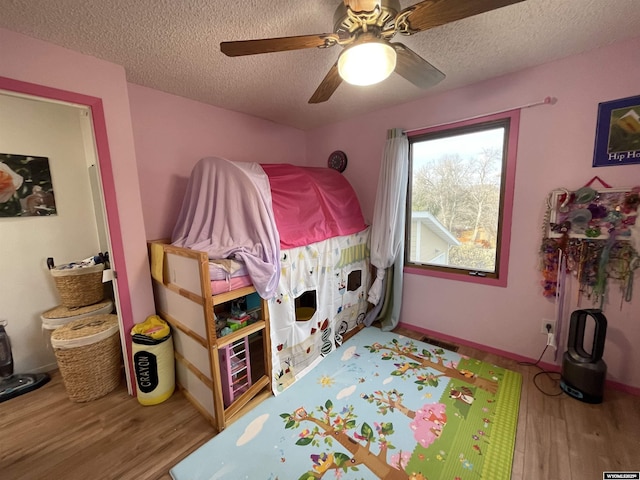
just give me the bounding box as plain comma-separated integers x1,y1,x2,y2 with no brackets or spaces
50,264,105,308
41,299,114,330
51,314,122,402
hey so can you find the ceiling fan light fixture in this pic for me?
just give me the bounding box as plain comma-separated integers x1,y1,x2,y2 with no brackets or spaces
337,41,397,86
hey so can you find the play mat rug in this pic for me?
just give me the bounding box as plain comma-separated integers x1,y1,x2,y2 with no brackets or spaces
171,328,522,480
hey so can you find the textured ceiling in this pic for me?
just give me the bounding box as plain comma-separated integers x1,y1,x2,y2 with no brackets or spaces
1,0,639,130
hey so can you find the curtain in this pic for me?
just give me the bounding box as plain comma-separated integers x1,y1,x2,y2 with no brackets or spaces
364,128,409,331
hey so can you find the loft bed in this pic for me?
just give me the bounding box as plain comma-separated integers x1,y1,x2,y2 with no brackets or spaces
149,157,371,431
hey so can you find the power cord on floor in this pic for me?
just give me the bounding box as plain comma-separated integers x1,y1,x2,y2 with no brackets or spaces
517,326,565,397
530,369,564,397
518,344,549,368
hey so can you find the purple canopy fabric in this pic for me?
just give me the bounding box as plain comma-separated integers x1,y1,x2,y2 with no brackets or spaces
171,157,281,298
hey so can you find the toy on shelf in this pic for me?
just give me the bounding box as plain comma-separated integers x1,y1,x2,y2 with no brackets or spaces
215,295,260,337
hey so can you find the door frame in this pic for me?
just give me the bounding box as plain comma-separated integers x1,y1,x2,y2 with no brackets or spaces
0,76,136,393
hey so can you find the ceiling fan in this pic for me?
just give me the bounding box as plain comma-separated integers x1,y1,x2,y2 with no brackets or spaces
221,0,524,104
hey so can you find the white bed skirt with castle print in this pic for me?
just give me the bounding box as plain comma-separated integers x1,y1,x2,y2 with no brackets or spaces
269,227,370,394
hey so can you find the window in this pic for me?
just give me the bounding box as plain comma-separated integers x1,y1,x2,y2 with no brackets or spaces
347,269,362,292
295,290,317,321
404,110,520,286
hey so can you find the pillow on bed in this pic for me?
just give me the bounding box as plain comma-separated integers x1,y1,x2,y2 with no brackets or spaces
209,258,248,281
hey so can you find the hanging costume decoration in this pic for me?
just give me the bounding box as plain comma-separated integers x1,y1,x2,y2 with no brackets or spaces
540,177,640,310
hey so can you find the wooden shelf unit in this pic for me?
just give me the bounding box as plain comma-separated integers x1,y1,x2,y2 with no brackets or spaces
148,240,272,432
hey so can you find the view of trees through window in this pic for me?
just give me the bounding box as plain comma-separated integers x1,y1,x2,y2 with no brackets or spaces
407,122,508,275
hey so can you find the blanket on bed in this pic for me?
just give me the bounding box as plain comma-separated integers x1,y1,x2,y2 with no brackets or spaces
171,156,281,298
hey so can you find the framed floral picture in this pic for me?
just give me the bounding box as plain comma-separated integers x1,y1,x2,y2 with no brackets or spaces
547,186,639,240
0,153,56,217
593,94,640,167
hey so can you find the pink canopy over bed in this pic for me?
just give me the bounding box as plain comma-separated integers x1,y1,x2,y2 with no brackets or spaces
262,162,366,249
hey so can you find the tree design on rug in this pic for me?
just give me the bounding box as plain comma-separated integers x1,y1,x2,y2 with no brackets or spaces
361,391,449,448
281,400,412,480
366,339,498,394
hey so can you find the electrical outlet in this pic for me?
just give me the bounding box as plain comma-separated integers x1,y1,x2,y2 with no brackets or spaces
541,318,556,334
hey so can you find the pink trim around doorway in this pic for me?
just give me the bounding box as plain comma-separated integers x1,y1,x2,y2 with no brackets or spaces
0,76,135,394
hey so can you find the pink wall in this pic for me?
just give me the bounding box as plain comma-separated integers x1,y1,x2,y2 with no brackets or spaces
4,24,637,392
0,28,156,392
305,36,640,390
127,84,307,240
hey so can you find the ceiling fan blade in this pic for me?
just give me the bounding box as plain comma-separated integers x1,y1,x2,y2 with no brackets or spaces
309,62,343,104
396,0,525,34
393,43,445,89
221,33,339,57
343,0,382,12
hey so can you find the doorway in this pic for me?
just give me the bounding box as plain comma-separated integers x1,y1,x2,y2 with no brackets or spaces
0,81,133,393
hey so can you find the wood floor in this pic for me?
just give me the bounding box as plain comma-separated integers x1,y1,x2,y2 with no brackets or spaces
2,327,639,480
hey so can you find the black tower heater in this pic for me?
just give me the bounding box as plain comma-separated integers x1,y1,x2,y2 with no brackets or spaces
560,309,607,404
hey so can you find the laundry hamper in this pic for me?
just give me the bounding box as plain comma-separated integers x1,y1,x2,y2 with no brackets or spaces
49,263,105,308
50,314,122,402
41,299,114,330
41,300,114,349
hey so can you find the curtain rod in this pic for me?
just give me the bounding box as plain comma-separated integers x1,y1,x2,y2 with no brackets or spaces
403,96,557,134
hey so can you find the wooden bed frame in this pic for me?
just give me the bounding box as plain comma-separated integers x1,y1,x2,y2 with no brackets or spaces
148,239,272,432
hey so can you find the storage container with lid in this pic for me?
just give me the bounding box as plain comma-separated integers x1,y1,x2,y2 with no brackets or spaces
51,313,121,402
41,299,114,331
